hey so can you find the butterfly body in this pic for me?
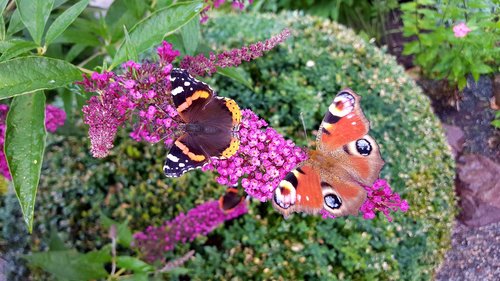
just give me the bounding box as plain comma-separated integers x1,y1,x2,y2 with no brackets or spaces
273,89,384,218
164,69,241,177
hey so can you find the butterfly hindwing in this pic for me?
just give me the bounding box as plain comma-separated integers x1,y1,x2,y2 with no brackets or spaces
163,134,207,177
219,188,245,213
272,164,323,218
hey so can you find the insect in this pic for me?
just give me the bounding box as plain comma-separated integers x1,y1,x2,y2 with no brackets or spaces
163,68,241,177
272,89,385,218
219,187,245,213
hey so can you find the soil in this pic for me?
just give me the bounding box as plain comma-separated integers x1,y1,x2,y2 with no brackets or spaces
384,7,500,281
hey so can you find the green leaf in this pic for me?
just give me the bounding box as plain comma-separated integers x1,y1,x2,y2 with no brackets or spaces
123,26,138,62
24,248,110,280
100,214,133,248
60,89,74,125
121,273,149,281
0,0,8,14
457,76,467,90
64,44,86,62
217,67,253,90
180,15,200,56
402,41,419,55
105,0,148,42
49,229,68,251
111,0,204,69
0,13,5,41
0,56,82,100
492,119,500,129
5,92,46,232
55,27,101,46
116,256,154,273
6,10,24,36
0,40,38,62
15,0,55,45
45,0,89,45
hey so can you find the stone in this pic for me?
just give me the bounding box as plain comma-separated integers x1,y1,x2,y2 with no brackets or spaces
456,154,500,227
442,124,465,158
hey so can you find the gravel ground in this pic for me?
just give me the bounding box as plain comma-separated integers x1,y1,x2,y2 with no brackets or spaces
435,221,500,280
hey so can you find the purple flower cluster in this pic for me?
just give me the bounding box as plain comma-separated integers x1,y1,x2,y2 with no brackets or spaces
200,0,253,23
180,28,291,77
0,104,66,180
360,179,409,222
45,105,67,133
133,200,247,262
79,42,180,158
203,110,307,201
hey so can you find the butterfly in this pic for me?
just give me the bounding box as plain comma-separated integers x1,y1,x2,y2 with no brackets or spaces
272,89,385,218
219,187,245,213
163,68,241,177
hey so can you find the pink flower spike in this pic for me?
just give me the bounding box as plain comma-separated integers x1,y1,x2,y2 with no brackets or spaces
359,179,408,221
453,22,471,38
133,200,248,262
45,105,66,133
157,41,180,64
180,28,292,77
204,110,307,201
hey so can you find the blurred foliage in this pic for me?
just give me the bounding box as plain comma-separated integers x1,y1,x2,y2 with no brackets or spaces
401,0,499,90
1,12,456,281
252,0,399,43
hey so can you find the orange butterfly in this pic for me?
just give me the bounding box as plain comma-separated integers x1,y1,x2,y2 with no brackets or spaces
272,89,385,218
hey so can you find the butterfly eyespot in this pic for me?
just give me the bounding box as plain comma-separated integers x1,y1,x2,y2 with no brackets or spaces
355,139,372,156
330,92,355,117
324,194,342,210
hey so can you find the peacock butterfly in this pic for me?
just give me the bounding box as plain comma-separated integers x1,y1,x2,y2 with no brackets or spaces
272,89,385,218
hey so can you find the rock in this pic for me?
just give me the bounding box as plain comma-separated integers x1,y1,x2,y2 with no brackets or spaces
456,154,500,227
442,124,465,158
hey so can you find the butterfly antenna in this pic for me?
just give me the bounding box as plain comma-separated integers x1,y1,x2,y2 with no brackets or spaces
299,112,311,147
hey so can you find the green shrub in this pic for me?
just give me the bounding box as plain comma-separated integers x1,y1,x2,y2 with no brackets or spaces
401,0,499,89
3,12,456,280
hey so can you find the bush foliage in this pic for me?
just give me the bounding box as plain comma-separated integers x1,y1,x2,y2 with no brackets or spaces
2,12,456,280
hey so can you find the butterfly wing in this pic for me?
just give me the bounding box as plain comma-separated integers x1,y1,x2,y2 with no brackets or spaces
272,89,384,217
163,134,208,177
316,89,384,215
164,69,241,178
317,89,384,185
219,188,245,213
170,68,214,122
272,164,323,218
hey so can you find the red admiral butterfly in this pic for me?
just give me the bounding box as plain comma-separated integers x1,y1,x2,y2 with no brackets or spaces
272,89,385,218
164,69,241,177
219,187,245,213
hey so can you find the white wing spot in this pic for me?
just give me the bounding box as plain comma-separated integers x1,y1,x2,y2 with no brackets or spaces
171,87,184,96
184,82,191,86
306,196,310,201
179,163,185,167
167,154,180,162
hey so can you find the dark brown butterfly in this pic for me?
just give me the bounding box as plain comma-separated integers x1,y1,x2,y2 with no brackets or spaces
164,69,241,177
